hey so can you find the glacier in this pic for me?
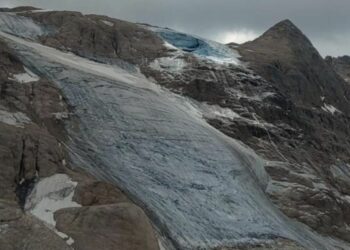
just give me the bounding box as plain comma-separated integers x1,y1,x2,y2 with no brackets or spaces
0,12,50,39
146,25,241,65
0,13,349,250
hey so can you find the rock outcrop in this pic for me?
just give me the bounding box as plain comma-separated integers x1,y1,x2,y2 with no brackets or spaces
326,55,350,83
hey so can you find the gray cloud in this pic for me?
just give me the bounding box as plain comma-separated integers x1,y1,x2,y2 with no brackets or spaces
3,0,350,56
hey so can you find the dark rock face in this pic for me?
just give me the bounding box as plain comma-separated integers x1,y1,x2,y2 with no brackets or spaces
237,20,350,113
326,55,350,83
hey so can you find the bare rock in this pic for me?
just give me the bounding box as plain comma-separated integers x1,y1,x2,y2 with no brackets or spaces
215,238,305,249
55,204,159,250
0,202,71,250
326,55,350,83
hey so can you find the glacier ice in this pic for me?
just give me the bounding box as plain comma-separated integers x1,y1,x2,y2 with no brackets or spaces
0,12,50,39
1,16,350,250
147,26,241,65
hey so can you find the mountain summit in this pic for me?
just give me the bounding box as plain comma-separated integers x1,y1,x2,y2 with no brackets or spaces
237,19,350,113
261,19,312,42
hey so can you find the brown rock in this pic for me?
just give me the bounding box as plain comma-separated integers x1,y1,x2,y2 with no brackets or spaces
55,204,159,250
0,202,71,250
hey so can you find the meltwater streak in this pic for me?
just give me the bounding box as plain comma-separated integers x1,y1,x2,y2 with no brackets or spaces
0,17,348,249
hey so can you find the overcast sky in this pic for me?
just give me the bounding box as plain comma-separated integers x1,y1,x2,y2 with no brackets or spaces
2,0,350,56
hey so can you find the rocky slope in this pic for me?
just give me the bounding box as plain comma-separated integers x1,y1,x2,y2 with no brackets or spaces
0,6,350,250
231,21,350,242
326,55,350,83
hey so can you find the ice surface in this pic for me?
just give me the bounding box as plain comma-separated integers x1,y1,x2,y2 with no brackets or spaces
0,12,49,39
147,26,241,65
2,20,350,250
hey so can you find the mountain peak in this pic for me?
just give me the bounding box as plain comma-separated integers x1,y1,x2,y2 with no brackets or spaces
274,19,296,28
261,19,307,42
239,18,315,55
238,17,350,114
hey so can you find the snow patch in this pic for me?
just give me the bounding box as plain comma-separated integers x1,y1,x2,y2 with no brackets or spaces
10,66,40,83
53,112,69,120
260,92,276,99
199,103,240,120
30,9,54,13
0,109,31,127
56,231,75,246
150,56,186,73
321,103,341,115
25,174,80,247
101,20,114,27
25,174,81,226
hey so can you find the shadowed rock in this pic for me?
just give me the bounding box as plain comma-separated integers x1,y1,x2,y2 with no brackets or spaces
326,55,350,83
